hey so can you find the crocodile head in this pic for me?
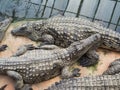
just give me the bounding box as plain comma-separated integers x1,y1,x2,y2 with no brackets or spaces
11,21,45,41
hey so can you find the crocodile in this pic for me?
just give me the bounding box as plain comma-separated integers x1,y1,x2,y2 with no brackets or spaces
11,16,120,51
47,74,120,90
0,34,101,90
11,17,120,66
103,59,120,75
0,17,12,42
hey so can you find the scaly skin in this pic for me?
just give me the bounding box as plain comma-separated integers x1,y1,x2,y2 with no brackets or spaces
11,16,120,51
0,17,12,42
108,59,120,67
11,18,102,67
0,34,101,90
103,59,120,75
11,17,120,66
47,74,120,90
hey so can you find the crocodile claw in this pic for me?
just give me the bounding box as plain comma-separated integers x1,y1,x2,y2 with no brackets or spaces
0,45,8,52
72,68,81,77
79,54,99,67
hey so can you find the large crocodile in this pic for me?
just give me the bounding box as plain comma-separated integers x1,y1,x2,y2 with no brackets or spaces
11,16,120,51
47,74,120,90
0,34,101,90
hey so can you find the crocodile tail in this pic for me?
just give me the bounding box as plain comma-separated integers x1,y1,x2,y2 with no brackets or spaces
0,84,7,90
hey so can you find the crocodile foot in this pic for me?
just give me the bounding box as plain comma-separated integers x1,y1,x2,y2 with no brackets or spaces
72,68,80,77
6,71,25,90
0,45,8,52
79,50,99,67
12,44,37,57
79,55,98,67
61,66,80,79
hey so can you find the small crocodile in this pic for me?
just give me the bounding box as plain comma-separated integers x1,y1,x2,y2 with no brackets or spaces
47,74,120,90
0,34,101,90
0,17,12,42
103,59,120,75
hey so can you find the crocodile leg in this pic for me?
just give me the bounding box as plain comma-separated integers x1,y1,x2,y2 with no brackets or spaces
6,71,32,90
79,39,102,67
61,66,80,79
6,71,24,89
79,49,99,67
38,34,55,47
12,44,39,57
12,44,60,57
0,45,8,52
38,45,60,50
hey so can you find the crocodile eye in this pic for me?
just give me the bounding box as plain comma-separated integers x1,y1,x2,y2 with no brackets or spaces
20,26,27,31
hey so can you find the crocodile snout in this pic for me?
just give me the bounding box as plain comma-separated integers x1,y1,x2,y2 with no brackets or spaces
11,29,16,35
11,28,25,36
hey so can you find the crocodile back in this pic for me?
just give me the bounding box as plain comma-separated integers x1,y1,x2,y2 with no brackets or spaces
42,17,120,51
47,74,120,90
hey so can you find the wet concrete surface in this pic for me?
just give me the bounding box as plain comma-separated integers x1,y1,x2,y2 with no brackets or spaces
0,21,120,90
